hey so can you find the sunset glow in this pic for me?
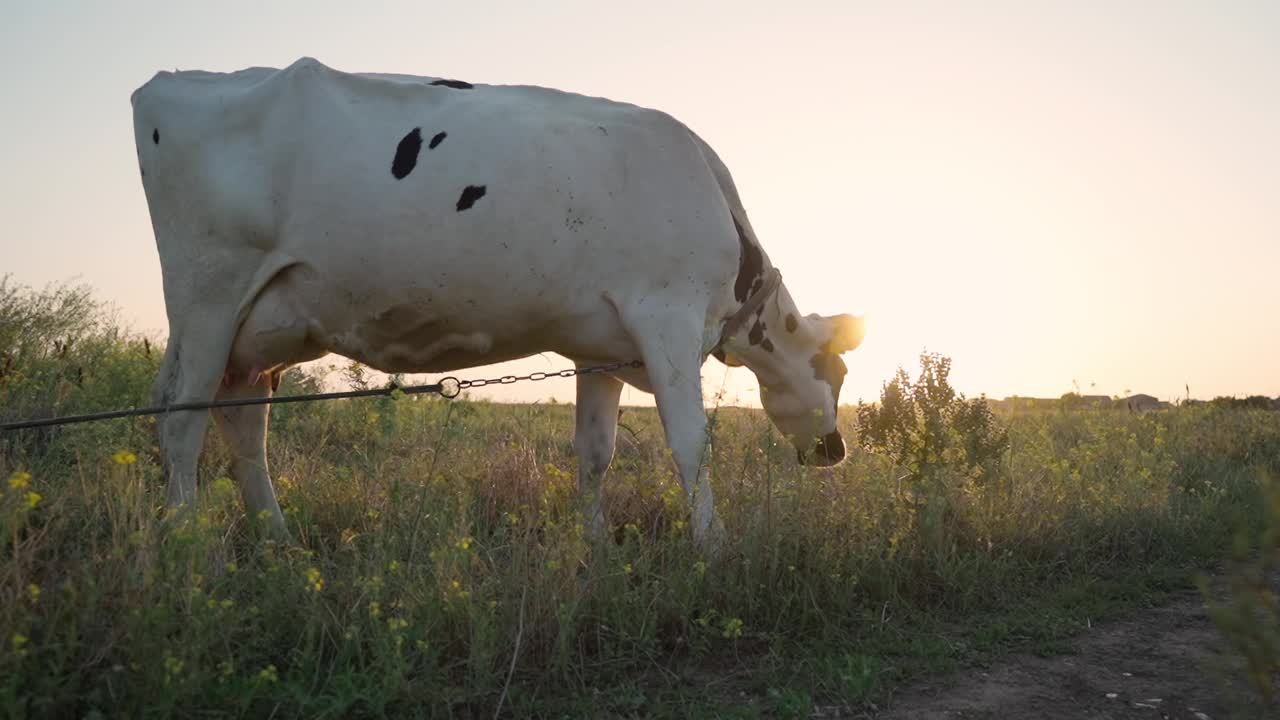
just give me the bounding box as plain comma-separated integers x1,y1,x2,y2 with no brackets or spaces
2,1,1276,407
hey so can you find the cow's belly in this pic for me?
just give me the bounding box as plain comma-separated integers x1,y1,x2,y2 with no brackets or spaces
229,260,644,377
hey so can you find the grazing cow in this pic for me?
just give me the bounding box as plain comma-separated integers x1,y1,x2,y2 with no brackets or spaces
131,57,865,546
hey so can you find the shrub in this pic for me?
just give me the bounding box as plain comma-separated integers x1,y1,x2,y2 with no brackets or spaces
0,276,159,471
1204,470,1280,707
855,352,1008,486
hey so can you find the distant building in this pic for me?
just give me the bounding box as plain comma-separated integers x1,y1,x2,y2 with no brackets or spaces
986,393,1171,412
1122,394,1168,411
1062,394,1113,409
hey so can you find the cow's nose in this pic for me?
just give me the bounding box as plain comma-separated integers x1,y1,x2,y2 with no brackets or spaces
798,430,846,467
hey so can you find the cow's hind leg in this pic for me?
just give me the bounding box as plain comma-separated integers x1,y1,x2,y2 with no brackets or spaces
575,370,624,539
212,374,287,538
153,311,239,515
622,310,724,551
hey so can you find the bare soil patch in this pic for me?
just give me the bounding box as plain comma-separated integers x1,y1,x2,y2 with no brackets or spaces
870,591,1264,720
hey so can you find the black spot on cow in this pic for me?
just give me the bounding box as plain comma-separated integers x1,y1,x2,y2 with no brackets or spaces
810,352,848,406
761,338,775,352
391,127,423,179
748,320,766,346
152,128,159,144
733,218,764,303
785,314,798,333
431,79,474,90
456,185,487,211
429,131,447,149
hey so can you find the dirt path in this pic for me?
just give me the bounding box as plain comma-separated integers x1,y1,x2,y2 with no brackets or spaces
868,590,1264,720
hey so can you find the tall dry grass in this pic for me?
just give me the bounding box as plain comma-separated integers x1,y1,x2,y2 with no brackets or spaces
2,277,1278,717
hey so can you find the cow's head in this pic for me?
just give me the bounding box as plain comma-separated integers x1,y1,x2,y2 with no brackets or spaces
723,309,865,467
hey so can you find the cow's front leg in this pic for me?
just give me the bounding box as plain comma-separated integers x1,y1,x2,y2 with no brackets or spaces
574,370,624,539
625,312,724,551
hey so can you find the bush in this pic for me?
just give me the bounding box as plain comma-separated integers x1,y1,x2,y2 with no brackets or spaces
0,276,160,472
1204,470,1280,707
852,353,1010,588
855,352,1009,486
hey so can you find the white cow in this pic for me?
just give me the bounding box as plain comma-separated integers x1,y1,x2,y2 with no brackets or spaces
131,57,865,546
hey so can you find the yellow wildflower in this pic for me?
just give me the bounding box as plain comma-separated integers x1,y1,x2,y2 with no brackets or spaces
11,633,29,657
8,471,31,490
456,536,473,551
448,580,470,599
26,584,40,604
112,450,138,466
24,492,41,509
305,567,324,593
162,653,184,681
257,664,278,683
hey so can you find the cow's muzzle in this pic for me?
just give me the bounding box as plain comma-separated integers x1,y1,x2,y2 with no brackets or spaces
797,430,846,467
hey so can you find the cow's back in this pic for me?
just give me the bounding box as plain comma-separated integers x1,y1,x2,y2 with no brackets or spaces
133,58,742,364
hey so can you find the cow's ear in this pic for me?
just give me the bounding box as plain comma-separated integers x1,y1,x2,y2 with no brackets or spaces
823,314,867,354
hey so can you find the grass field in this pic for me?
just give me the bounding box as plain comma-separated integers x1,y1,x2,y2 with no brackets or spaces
3,279,1279,718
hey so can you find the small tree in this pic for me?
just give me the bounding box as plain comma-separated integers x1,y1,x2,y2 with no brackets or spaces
856,352,1008,487
855,353,1009,571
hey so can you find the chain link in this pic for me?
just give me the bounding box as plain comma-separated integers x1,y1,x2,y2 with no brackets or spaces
438,360,642,399
3,360,646,432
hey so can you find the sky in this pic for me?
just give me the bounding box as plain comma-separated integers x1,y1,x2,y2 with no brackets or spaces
2,1,1277,407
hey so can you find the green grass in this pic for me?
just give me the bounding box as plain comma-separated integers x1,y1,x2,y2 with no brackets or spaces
2,278,1279,717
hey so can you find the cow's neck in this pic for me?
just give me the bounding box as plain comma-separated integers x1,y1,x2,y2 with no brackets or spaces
721,280,802,389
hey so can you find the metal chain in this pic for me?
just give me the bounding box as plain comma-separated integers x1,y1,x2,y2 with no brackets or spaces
1,359,645,432
439,360,643,398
